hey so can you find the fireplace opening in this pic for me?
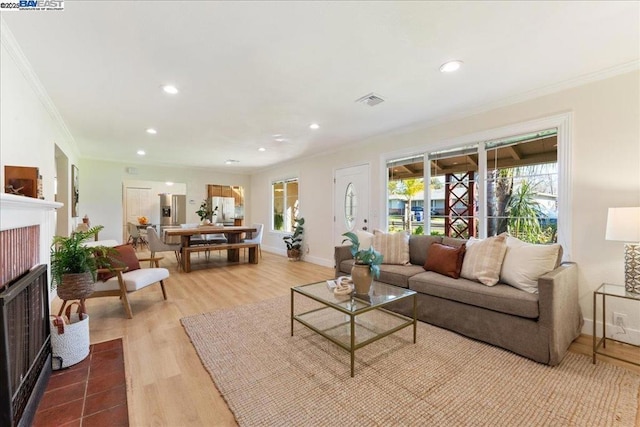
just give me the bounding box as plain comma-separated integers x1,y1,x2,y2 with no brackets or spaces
0,264,51,427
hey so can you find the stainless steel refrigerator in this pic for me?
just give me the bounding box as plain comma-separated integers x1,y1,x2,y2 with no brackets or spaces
210,197,235,225
160,194,187,226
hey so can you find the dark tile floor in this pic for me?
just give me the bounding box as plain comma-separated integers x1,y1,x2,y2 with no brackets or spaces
33,338,128,427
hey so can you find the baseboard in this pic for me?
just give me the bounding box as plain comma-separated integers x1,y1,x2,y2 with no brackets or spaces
261,246,334,268
582,318,640,346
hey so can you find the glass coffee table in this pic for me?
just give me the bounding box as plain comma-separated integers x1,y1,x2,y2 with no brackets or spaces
291,280,417,377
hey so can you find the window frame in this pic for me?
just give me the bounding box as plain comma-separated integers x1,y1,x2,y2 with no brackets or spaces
271,177,299,234
381,112,572,260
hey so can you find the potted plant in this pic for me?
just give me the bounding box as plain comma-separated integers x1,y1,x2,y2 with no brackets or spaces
196,199,211,224
341,231,384,294
50,225,112,301
283,217,305,261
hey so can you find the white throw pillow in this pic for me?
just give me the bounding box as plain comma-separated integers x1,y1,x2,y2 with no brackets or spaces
500,236,561,293
460,233,508,286
355,229,374,251
373,230,410,265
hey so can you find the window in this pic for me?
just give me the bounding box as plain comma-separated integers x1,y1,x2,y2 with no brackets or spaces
272,178,299,232
386,155,425,235
386,128,561,245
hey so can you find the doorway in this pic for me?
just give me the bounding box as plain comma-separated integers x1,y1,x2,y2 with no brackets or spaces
334,164,370,246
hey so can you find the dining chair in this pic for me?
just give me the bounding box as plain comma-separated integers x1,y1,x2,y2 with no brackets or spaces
243,223,263,259
127,223,141,249
146,226,181,267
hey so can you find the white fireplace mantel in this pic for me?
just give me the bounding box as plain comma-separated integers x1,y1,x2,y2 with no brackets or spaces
1,193,63,301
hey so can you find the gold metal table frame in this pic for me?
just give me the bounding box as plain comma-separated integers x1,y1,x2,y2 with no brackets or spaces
291,280,417,377
592,283,640,366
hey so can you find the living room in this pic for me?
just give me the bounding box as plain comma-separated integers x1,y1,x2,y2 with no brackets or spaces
1,2,639,426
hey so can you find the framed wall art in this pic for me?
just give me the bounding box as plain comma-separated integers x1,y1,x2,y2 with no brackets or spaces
71,165,79,217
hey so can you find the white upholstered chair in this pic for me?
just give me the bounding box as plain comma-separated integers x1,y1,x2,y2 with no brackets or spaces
147,226,181,266
87,244,169,319
243,223,263,259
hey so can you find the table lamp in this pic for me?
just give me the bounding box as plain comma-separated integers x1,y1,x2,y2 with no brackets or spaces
606,207,640,293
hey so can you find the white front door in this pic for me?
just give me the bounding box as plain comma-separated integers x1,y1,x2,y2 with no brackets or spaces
334,164,370,246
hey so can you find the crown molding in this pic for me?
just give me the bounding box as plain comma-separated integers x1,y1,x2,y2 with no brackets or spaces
1,18,79,156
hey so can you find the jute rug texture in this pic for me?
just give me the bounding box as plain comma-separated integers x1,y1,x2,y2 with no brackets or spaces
181,296,640,426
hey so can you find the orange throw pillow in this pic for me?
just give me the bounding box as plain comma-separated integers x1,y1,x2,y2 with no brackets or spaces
97,244,141,281
424,242,466,279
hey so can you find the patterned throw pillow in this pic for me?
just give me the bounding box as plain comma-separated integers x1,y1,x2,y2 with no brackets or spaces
460,233,508,286
424,242,466,278
373,230,410,265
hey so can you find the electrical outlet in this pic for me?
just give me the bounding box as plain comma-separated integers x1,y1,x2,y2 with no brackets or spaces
305,244,310,254
613,312,627,327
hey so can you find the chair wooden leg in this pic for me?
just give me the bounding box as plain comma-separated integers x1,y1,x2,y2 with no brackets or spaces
115,271,133,318
150,251,156,268
159,280,167,300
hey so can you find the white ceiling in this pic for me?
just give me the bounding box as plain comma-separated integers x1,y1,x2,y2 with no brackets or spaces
2,1,639,173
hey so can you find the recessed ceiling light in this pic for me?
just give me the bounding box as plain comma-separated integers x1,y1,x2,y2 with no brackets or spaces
258,147,266,152
275,137,285,142
165,182,174,186
161,84,179,94
146,128,157,134
309,123,320,130
225,159,239,165
137,150,146,156
439,60,463,73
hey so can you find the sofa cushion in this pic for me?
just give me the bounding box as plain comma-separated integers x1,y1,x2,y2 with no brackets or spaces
377,264,425,288
500,236,561,294
442,237,467,248
373,230,410,265
409,235,443,266
338,259,423,288
424,243,466,279
460,233,508,286
408,271,539,319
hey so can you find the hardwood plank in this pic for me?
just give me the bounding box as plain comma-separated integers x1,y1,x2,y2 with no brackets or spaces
53,251,639,426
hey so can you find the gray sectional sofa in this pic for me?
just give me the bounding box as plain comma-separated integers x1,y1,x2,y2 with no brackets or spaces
334,235,583,366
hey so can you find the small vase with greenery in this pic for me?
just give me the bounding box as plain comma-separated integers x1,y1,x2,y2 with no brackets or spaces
283,217,305,261
341,231,384,293
51,225,113,301
196,199,211,224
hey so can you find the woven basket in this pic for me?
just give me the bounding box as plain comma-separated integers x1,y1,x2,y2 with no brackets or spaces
57,271,95,300
51,304,90,370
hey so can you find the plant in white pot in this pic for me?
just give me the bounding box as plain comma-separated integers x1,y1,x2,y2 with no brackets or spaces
50,225,112,302
341,231,383,294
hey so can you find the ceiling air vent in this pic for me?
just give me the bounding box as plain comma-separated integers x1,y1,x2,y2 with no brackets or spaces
355,92,385,107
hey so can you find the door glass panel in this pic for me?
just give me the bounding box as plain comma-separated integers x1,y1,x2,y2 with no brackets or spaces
344,182,357,231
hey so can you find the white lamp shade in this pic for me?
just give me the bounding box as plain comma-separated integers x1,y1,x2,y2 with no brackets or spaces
605,207,640,242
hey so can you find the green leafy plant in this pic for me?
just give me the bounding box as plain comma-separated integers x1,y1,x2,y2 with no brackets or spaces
341,232,384,278
50,225,113,287
283,217,305,251
195,199,211,221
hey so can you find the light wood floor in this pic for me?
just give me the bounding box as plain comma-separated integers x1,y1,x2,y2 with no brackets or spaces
53,250,640,426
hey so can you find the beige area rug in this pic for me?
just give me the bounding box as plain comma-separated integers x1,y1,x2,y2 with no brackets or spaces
181,296,640,426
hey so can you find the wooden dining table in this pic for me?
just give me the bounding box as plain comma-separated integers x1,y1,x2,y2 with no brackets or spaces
164,225,258,271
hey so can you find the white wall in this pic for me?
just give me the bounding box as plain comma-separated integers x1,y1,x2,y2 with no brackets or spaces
1,23,79,236
250,70,640,340
80,158,250,242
